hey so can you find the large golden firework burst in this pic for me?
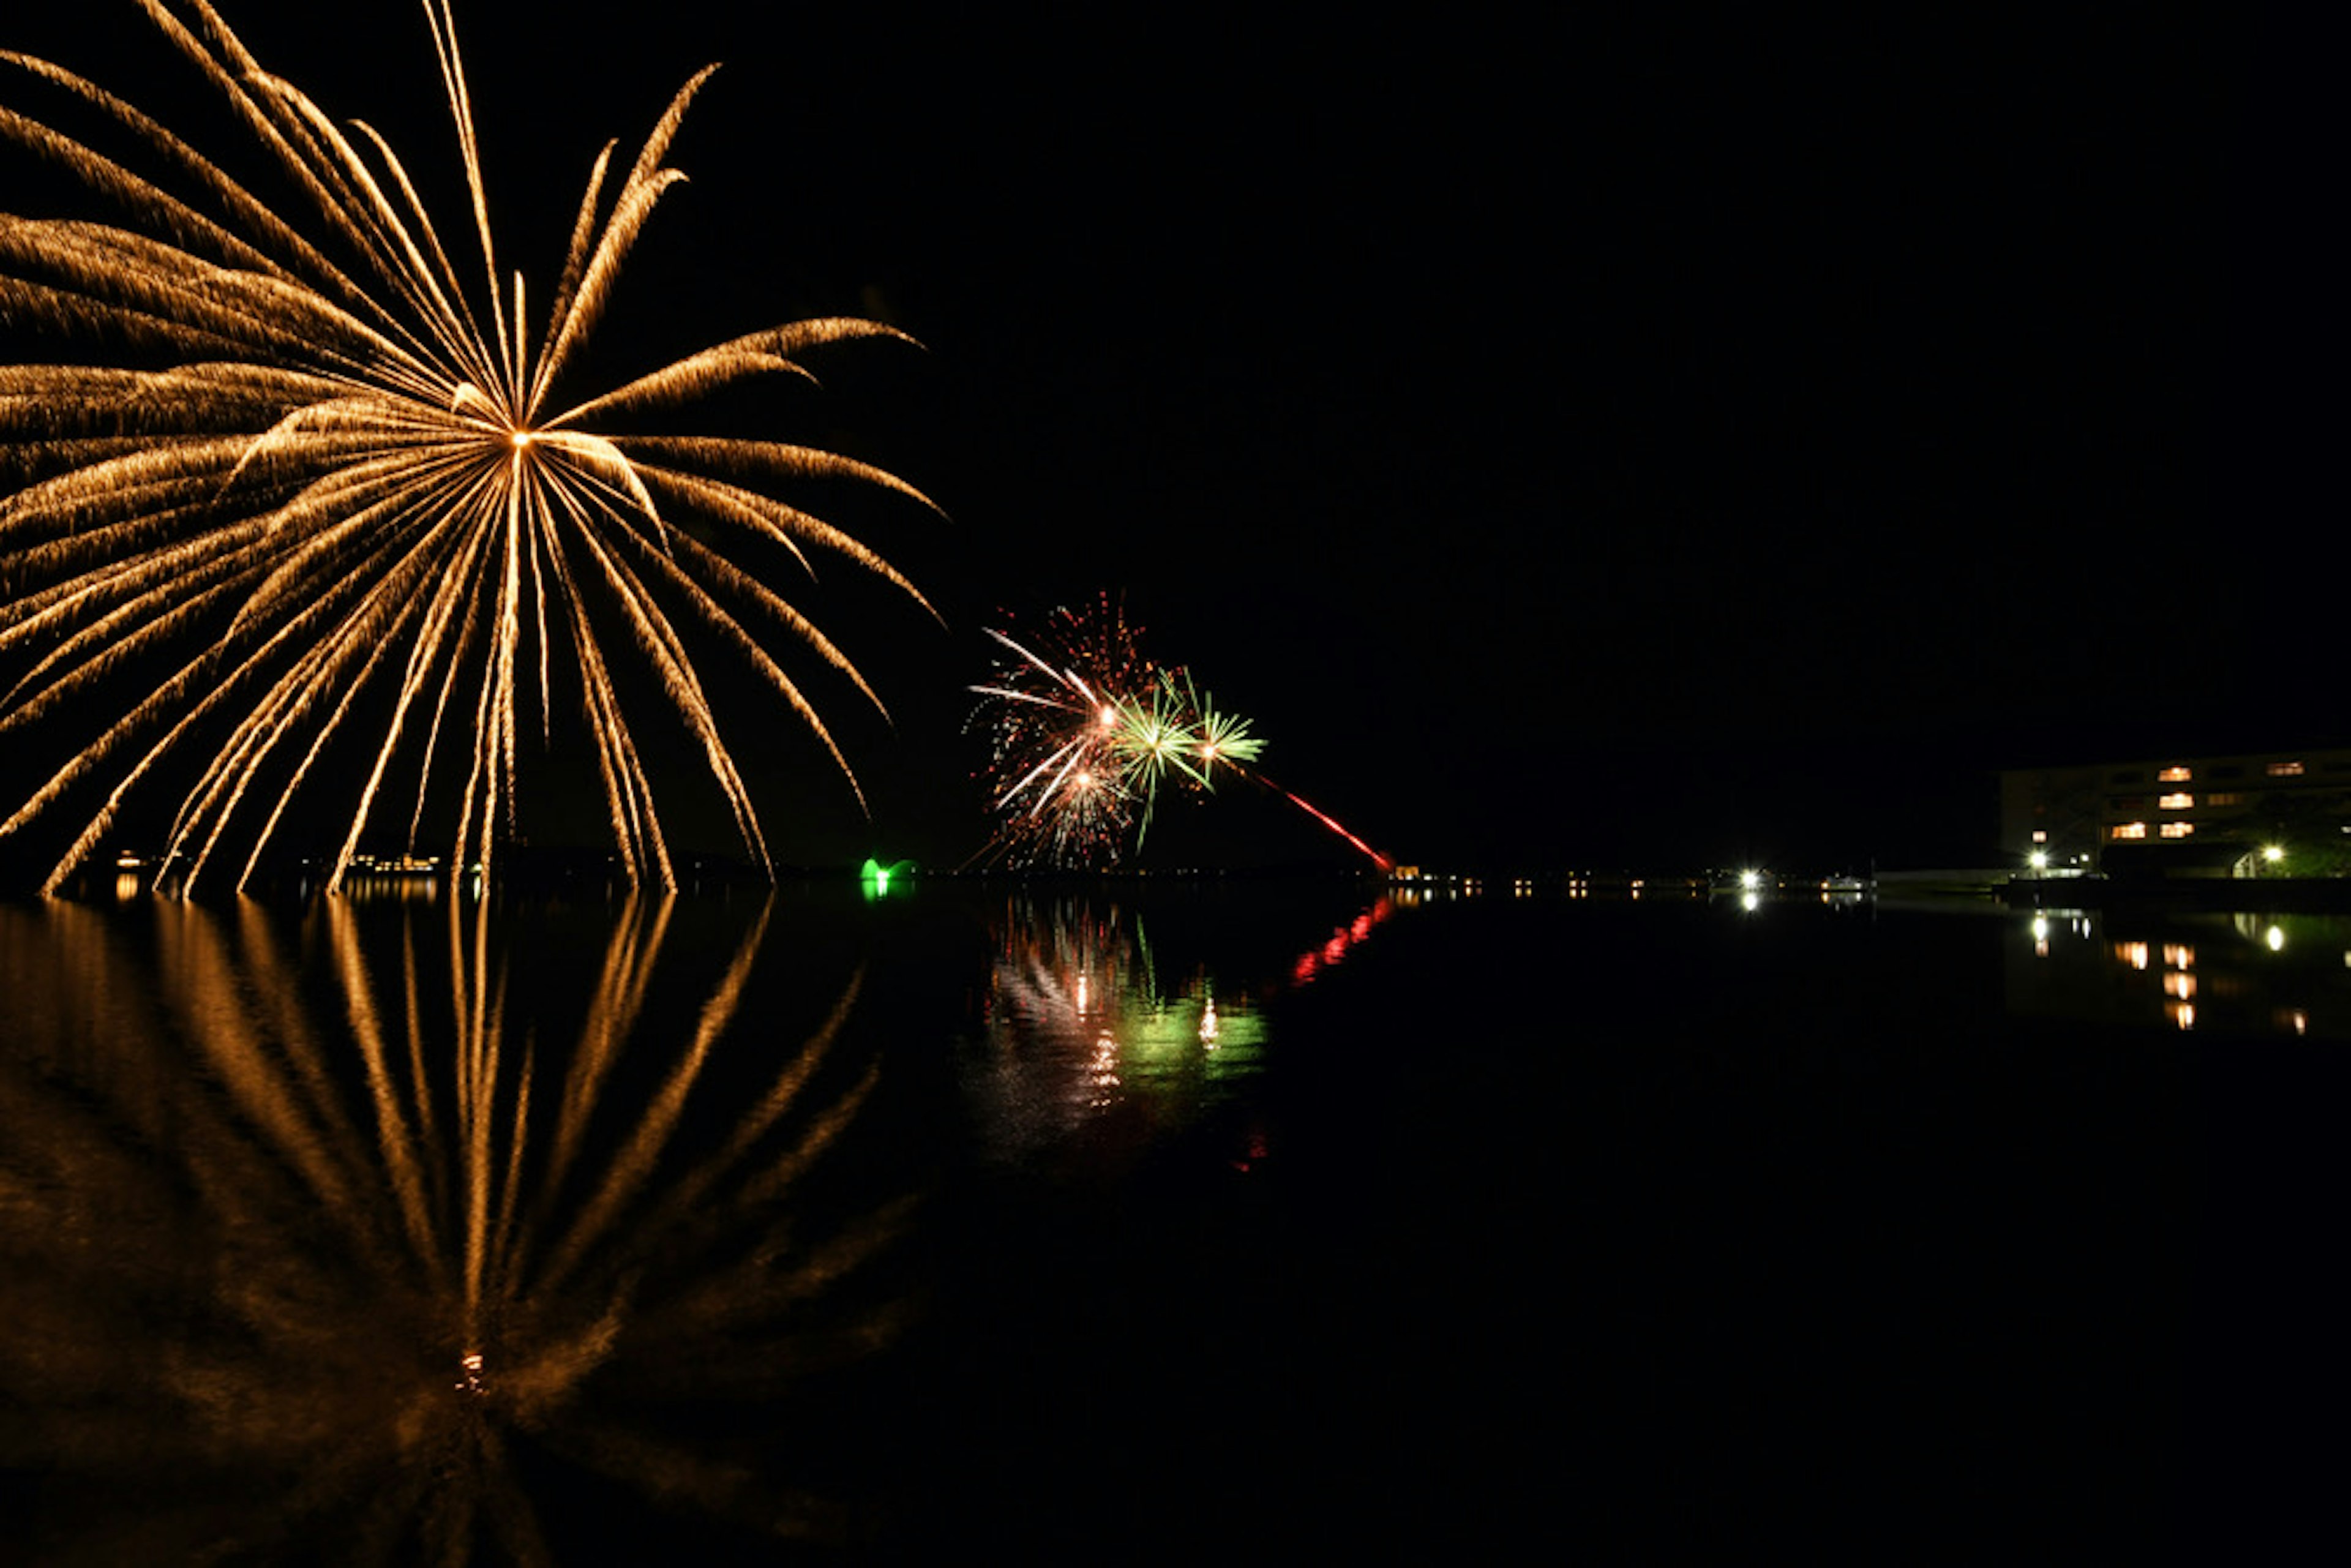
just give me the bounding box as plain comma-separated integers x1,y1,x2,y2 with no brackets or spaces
0,0,937,895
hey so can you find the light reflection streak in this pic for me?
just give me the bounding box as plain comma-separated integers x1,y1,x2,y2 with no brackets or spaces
0,890,902,1558
2016,908,2351,1037
1289,893,1392,986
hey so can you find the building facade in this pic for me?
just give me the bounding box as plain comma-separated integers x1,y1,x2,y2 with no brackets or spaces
2000,748,2351,877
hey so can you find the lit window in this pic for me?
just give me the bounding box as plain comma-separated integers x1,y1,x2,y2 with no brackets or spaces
2207,792,2244,807
2110,822,2148,840
2030,829,2047,843
2158,792,2193,809
2268,760,2306,777
2163,943,2195,969
2158,766,2192,782
2159,821,2195,838
2115,941,2150,970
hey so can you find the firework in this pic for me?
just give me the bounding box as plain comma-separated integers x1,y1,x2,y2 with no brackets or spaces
965,596,1393,871
964,595,1151,868
967,596,1262,868
0,1,936,895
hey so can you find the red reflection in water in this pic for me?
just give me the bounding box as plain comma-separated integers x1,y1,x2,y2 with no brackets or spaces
1288,895,1393,986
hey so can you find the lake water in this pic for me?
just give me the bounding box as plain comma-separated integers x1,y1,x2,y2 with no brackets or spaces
0,879,2315,1559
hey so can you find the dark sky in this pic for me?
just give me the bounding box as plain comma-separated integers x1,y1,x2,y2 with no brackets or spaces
0,3,2314,874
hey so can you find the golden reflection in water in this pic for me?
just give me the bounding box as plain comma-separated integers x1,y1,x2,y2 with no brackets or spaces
0,891,902,1561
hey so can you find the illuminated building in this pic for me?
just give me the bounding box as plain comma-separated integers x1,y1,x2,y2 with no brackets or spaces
2001,748,2351,877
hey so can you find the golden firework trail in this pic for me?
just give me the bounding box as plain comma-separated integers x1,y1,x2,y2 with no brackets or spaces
0,1,937,895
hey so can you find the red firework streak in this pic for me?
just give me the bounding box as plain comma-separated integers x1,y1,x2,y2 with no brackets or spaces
1251,772,1393,871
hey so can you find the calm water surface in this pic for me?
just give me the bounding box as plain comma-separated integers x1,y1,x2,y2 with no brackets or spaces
1,881,2292,1559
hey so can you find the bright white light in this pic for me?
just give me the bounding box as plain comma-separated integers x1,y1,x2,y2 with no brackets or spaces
1739,869,1761,891
2028,849,2049,870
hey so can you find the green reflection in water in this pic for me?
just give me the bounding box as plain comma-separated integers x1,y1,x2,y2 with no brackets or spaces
0,891,904,1561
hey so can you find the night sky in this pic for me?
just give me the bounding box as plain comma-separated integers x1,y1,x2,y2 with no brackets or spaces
0,3,2312,876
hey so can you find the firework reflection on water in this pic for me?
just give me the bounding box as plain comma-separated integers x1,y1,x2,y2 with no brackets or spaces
959,887,1397,1176
0,888,906,1560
